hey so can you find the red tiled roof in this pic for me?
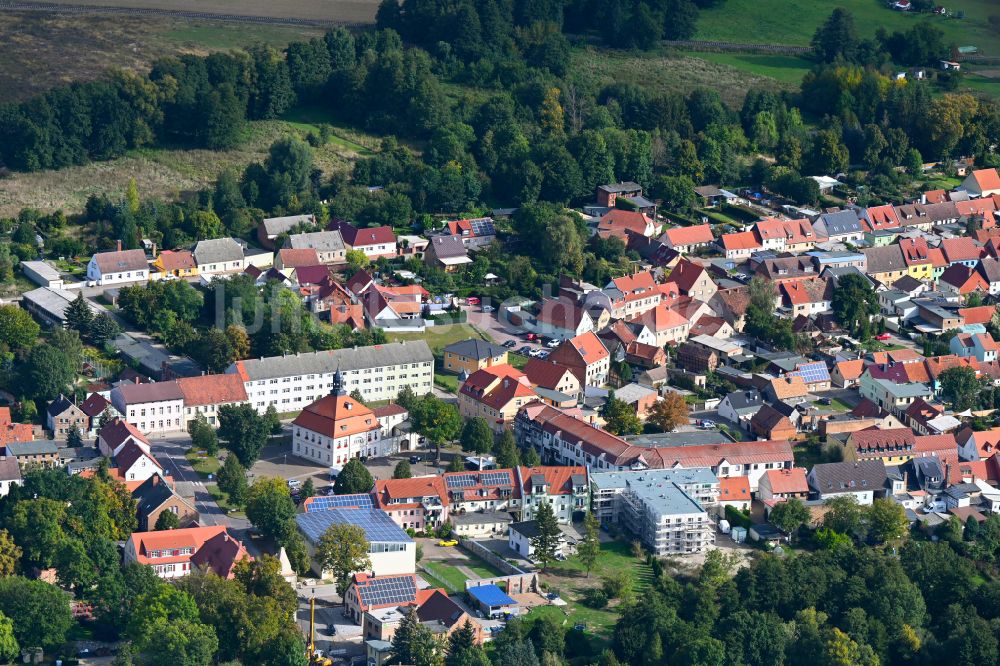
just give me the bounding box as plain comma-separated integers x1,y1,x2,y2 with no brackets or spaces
835,360,864,381
374,477,448,513
719,231,761,251
959,305,995,325
98,418,150,451
156,250,196,271
666,258,710,295
611,271,657,301
516,466,586,496
719,476,751,502
970,168,1000,192
278,248,320,268
754,218,815,245
189,530,251,578
898,237,931,265
79,393,111,418
863,205,901,232
0,408,33,446
292,394,379,439
523,359,576,391
628,304,688,332
176,374,248,406
597,210,654,241
551,331,610,367
924,189,947,204
940,237,982,264
128,525,248,576
460,365,537,411
663,224,714,247
764,468,808,495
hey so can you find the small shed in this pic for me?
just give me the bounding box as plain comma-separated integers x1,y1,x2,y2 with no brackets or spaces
731,526,747,543
467,584,518,618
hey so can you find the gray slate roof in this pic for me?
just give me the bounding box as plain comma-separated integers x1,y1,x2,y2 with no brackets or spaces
443,339,507,360
289,230,345,253
817,210,862,236
262,214,316,237
6,440,59,457
724,389,763,412
194,238,244,265
0,457,21,482
863,245,907,274
428,235,468,259
231,341,433,381
809,460,887,495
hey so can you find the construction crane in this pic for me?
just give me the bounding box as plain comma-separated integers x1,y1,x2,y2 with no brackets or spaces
307,597,332,666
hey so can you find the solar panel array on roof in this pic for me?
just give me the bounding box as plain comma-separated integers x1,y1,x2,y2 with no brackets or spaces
305,493,374,512
481,471,512,486
358,575,417,607
470,218,495,236
789,361,831,384
296,508,413,544
446,474,476,489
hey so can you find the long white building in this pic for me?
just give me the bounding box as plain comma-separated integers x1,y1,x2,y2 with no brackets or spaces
227,341,434,413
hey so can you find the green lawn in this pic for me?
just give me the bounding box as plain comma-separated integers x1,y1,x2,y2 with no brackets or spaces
420,553,505,593
185,450,221,478
389,323,492,355
434,373,460,392
793,442,826,469
681,52,813,84
695,0,1000,56
546,541,653,590
522,603,620,646
207,483,246,518
280,106,377,155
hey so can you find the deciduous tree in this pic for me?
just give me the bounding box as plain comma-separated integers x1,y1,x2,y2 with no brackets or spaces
245,477,296,542
334,458,374,494
316,523,371,597
647,392,689,432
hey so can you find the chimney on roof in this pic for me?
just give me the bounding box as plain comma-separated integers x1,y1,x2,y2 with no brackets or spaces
117,239,122,252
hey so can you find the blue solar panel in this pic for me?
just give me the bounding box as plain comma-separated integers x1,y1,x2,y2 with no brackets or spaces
295,509,413,544
357,575,417,607
446,474,476,489
789,361,830,383
305,493,374,513
481,471,511,486
470,218,495,237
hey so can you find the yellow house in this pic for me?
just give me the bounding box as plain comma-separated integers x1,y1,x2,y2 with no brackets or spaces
863,245,907,286
898,238,934,281
443,339,508,375
153,250,199,278
457,365,539,433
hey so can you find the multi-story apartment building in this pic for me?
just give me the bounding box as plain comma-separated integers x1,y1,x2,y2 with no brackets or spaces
591,469,715,555
111,382,185,435
228,341,434,413
516,403,793,490
590,468,719,525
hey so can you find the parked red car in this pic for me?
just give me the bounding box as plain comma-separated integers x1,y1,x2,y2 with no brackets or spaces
875,333,892,341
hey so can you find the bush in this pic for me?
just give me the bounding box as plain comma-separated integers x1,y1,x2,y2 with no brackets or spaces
583,588,608,608
725,505,752,530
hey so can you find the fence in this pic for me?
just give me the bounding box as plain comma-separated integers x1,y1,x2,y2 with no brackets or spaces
461,539,526,576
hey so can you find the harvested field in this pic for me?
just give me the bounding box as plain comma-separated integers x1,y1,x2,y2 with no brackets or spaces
4,0,379,23
0,11,324,102
0,118,374,217
571,47,797,108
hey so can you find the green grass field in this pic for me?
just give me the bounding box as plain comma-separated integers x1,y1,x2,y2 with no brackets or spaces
571,47,796,108
546,541,653,589
388,323,492,355
695,0,1000,56
681,51,813,84
185,449,221,477
420,552,505,593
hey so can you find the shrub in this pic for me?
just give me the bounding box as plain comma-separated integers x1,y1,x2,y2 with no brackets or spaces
583,588,608,608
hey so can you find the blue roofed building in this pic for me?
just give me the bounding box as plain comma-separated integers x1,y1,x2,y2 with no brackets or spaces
467,583,518,618
295,508,416,582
